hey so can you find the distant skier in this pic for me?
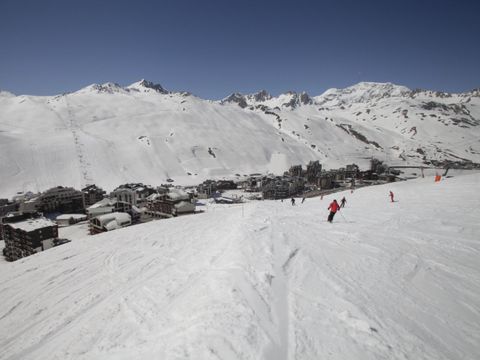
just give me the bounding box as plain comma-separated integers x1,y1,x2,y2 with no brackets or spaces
340,197,346,208
327,199,340,222
291,197,295,206
389,191,394,203
301,197,306,204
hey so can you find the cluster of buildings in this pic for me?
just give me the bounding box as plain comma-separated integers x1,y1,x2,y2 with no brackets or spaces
231,159,395,200
1,183,197,262
0,158,396,262
234,161,361,200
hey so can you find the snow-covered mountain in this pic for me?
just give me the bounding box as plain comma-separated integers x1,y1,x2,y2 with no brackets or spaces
0,80,479,197
1,173,479,359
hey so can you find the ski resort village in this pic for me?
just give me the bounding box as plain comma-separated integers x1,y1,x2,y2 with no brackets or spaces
1,158,401,262
2,0,480,357
0,81,479,359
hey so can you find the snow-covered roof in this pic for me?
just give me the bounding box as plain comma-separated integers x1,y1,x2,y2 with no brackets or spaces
174,201,195,211
56,214,87,220
131,205,141,213
88,198,116,209
96,212,131,227
146,193,160,201
9,218,56,232
98,212,131,231
168,188,190,201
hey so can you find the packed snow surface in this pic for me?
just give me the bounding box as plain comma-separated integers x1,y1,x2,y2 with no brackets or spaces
0,174,479,359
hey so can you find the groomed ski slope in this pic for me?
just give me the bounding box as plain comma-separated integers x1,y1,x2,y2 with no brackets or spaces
0,174,479,360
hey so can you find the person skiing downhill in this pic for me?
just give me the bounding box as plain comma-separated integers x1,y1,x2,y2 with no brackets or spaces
327,199,340,222
389,191,394,203
340,197,346,208
291,197,295,206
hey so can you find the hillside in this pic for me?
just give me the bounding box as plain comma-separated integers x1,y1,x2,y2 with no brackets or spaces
0,173,479,359
0,81,479,197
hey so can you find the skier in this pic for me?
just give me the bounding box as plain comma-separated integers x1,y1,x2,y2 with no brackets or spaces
291,197,295,206
340,196,346,208
389,191,394,202
327,199,340,222
301,197,306,204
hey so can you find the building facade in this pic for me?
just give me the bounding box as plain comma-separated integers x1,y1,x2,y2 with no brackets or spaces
110,183,156,207
38,186,85,213
89,212,131,234
1,213,58,261
145,189,195,218
82,184,106,207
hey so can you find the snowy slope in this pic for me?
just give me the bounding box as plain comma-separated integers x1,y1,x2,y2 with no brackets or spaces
1,81,479,197
0,173,479,359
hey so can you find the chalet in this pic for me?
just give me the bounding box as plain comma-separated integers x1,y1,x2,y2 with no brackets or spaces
145,189,195,218
1,212,58,261
82,184,106,207
89,212,131,234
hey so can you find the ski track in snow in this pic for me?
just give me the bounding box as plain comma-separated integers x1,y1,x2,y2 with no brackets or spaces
0,174,480,359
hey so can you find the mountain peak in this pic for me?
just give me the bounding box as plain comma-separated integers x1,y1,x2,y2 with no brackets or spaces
281,91,313,108
128,79,168,94
221,93,248,108
317,82,411,105
246,90,272,103
77,82,125,94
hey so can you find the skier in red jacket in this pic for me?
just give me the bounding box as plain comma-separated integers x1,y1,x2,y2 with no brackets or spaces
389,191,394,203
327,199,340,222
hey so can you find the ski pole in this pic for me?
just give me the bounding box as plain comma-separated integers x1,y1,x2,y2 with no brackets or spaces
339,211,348,222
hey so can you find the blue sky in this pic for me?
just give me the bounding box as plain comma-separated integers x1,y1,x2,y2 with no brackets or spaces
0,0,479,98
